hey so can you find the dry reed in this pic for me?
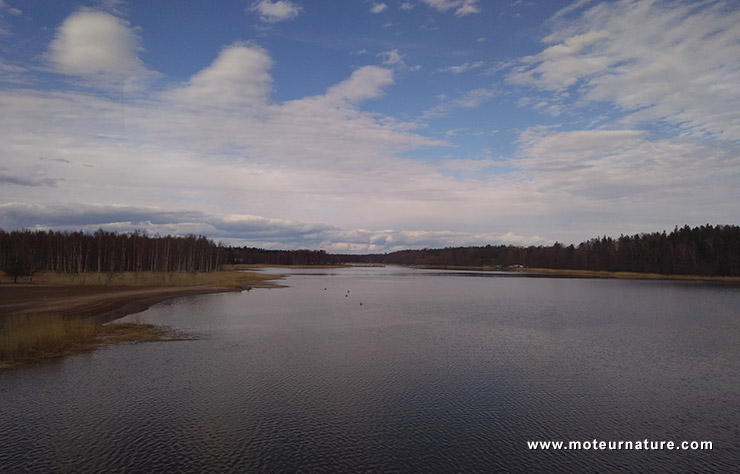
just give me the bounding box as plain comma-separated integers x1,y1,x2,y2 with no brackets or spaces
0,315,98,366
0,314,192,369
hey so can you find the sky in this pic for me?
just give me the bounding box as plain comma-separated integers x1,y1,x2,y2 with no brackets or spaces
1,0,739,253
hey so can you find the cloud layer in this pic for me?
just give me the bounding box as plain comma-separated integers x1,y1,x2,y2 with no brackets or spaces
0,203,550,252
508,0,740,140
1,1,738,252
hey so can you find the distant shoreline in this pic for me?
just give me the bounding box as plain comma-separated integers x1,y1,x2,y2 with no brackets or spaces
230,263,740,283
411,265,740,282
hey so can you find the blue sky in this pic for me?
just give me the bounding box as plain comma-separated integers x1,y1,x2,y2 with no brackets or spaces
1,0,739,252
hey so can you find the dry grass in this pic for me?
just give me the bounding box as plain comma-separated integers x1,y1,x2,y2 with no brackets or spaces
0,269,276,369
4,270,277,288
0,314,192,369
98,320,193,344
0,315,97,366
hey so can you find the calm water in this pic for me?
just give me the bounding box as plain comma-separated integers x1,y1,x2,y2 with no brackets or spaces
1,267,739,473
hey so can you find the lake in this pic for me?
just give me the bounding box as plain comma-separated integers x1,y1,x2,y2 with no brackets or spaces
1,266,738,473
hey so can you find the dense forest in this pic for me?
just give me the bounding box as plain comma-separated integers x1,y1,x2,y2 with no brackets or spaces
2,224,739,279
0,229,221,280
361,224,740,277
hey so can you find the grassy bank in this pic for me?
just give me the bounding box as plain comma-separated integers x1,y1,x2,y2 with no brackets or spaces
0,314,191,369
10,269,277,287
1,270,281,320
0,269,281,368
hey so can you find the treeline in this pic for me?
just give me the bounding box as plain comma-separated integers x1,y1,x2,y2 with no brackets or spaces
2,224,739,279
0,229,221,279
364,224,740,277
227,224,740,276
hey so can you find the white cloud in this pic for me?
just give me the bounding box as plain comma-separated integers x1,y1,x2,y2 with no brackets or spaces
162,43,274,111
421,88,496,119
512,127,740,214
0,1,16,38
319,229,551,252
549,0,595,22
455,2,481,16
420,0,481,17
370,3,388,14
508,0,740,140
400,2,415,11
0,0,21,17
440,158,500,172
250,0,302,23
324,65,394,104
378,49,405,67
0,60,26,83
94,0,128,16
46,10,158,90
438,61,485,74
516,128,647,172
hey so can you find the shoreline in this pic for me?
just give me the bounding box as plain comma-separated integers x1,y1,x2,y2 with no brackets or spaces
0,284,276,324
0,270,281,321
0,271,281,369
510,267,740,282
411,265,740,282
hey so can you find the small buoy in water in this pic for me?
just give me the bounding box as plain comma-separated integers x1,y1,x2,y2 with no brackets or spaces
345,294,348,297
359,302,363,306
324,288,327,290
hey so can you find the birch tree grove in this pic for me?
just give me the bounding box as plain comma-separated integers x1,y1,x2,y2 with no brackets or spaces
0,229,221,275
